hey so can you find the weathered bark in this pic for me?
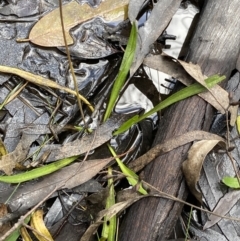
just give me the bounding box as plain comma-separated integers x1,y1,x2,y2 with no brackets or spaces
119,0,240,240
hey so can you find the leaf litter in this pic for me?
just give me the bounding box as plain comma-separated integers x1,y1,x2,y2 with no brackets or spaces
0,1,239,239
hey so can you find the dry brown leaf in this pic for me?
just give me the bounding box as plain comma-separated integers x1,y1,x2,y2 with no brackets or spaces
229,105,238,126
27,0,129,47
0,65,93,111
143,55,229,114
178,60,208,89
182,139,226,203
129,130,225,173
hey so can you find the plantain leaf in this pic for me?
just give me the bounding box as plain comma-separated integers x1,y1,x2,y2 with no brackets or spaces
114,74,225,135
104,21,138,122
27,0,129,47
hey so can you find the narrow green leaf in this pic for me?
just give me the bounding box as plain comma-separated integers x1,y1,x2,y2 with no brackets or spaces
114,74,225,135
222,176,240,189
5,216,31,241
101,167,116,241
108,144,147,195
103,21,138,122
0,156,78,183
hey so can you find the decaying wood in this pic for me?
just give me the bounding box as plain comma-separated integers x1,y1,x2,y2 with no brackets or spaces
119,0,240,240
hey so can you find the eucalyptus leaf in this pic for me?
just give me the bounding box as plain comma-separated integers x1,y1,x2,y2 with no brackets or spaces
27,0,129,47
114,74,225,135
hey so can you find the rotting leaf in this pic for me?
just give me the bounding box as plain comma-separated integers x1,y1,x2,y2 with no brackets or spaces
101,167,116,241
203,190,240,230
26,0,129,47
182,139,226,203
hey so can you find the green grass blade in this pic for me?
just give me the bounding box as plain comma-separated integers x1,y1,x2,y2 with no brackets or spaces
5,216,31,241
0,156,78,183
101,167,116,241
108,144,147,195
103,21,138,122
114,74,225,135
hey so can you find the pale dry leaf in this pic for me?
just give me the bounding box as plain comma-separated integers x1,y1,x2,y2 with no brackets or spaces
178,60,208,89
229,105,238,126
0,65,93,111
28,0,129,47
143,55,229,114
182,139,226,203
203,190,240,230
80,196,145,241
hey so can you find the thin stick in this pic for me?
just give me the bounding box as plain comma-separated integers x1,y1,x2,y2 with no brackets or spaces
58,0,90,129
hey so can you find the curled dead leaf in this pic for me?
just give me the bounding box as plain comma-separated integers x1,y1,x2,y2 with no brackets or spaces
182,139,226,203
